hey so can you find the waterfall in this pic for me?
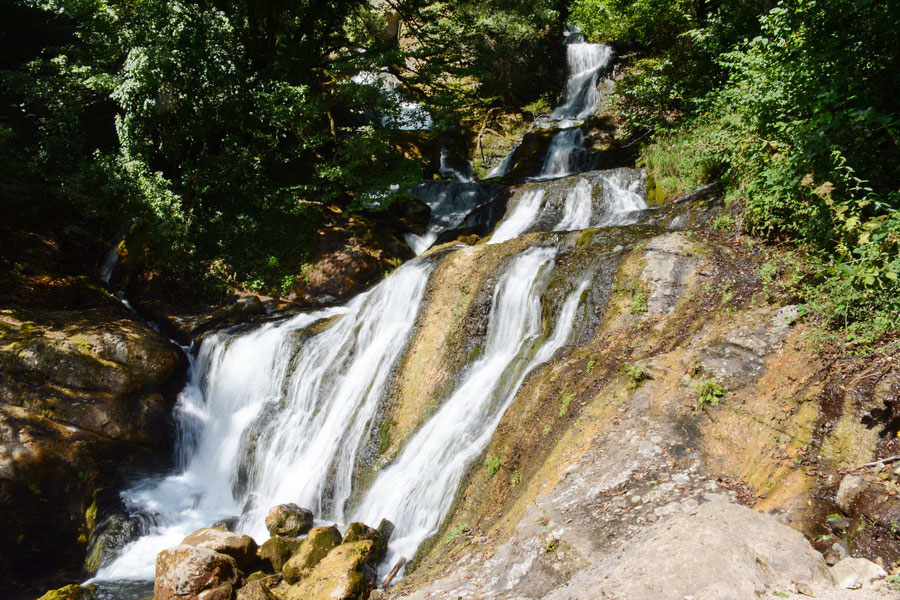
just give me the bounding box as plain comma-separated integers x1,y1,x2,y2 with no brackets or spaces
538,128,586,179
91,23,649,595
554,178,593,231
354,248,591,566
489,168,648,244
488,189,545,245
550,43,613,121
94,261,434,580
597,170,648,225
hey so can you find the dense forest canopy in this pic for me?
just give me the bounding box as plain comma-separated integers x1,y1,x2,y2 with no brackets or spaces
1,0,561,292
1,0,897,345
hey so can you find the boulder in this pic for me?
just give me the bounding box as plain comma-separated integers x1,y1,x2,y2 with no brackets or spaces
830,557,887,589
257,535,303,573
265,504,314,538
284,540,376,600
181,528,259,571
341,522,388,563
282,525,342,584
154,544,239,600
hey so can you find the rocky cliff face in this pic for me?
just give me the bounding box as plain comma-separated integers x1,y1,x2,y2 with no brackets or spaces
0,228,186,595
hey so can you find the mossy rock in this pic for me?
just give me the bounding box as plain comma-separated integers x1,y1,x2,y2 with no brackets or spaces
283,540,375,600
341,522,388,563
36,584,96,600
282,525,342,584
265,503,314,538
257,535,303,573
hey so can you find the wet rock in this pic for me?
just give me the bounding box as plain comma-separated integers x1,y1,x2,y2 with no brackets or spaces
257,535,303,573
830,557,887,589
638,232,699,316
341,522,388,563
836,475,867,513
182,528,258,571
154,544,239,600
283,540,376,600
376,519,395,541
282,525,342,584
230,296,266,318
84,512,145,573
211,517,240,532
265,504,314,538
824,540,851,565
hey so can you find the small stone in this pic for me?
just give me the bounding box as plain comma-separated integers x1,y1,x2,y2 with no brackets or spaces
681,498,699,511
795,581,815,596
835,475,867,513
210,517,239,532
257,535,303,573
830,557,887,589
342,522,388,563
673,473,690,486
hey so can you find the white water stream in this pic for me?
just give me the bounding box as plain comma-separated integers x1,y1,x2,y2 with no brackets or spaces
550,42,613,121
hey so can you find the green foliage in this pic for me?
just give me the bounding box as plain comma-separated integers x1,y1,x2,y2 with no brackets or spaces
631,289,647,314
571,0,691,47
623,363,650,390
1,0,559,295
509,469,521,487
694,379,724,406
559,392,574,417
484,453,501,476
444,522,469,542
712,215,735,232
581,0,899,347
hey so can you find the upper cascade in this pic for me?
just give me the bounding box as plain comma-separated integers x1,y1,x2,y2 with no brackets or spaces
550,40,613,121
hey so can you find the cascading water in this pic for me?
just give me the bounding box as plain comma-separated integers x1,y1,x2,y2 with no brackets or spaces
485,145,518,179
538,128,586,179
404,181,500,254
439,145,475,183
488,189,545,244
354,249,592,565
550,41,613,121
95,262,434,580
554,178,594,231
91,22,654,596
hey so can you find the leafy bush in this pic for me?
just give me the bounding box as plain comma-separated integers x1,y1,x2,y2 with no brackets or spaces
577,0,899,347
